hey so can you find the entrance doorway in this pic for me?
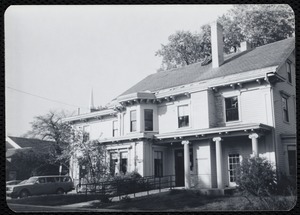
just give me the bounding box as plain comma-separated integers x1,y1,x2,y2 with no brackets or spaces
174,149,184,186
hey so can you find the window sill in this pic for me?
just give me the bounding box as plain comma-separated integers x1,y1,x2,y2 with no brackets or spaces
283,120,290,125
177,126,192,130
225,120,241,125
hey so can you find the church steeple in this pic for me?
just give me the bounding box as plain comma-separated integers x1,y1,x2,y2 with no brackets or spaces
89,88,96,112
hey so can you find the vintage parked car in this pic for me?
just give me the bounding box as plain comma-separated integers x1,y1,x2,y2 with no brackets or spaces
6,175,75,198
6,180,22,186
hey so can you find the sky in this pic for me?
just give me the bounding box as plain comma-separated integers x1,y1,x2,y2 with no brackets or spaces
5,5,233,137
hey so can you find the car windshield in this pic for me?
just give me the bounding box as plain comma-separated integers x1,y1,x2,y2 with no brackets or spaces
18,180,28,185
26,177,38,184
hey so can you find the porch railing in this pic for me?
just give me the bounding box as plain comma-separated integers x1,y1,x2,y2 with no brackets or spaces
76,175,176,199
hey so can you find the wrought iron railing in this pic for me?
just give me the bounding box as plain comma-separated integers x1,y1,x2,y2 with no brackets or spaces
76,175,176,199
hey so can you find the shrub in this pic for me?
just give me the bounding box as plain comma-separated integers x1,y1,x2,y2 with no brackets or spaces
99,195,112,203
236,156,277,196
276,172,296,195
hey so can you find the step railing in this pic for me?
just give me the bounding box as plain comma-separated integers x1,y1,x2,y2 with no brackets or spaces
76,174,176,199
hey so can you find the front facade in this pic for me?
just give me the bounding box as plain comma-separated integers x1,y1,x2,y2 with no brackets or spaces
64,22,296,189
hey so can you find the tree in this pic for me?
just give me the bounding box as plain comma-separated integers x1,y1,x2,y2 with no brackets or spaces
155,31,205,70
25,110,75,171
226,4,294,47
65,130,110,184
156,4,294,70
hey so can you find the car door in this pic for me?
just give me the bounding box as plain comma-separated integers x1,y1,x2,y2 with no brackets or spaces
46,177,57,194
33,177,47,195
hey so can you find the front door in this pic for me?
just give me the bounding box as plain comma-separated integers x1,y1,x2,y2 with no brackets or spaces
174,149,184,187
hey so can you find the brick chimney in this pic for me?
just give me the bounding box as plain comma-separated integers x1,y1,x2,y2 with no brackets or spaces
211,21,224,68
240,41,251,52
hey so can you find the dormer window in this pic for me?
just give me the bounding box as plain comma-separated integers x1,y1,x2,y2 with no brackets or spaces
286,61,292,84
225,96,239,122
178,105,189,128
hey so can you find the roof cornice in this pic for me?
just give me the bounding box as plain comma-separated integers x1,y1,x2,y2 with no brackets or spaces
63,109,117,122
153,66,278,98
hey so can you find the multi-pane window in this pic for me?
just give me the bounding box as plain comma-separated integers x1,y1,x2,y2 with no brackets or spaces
154,151,163,177
287,146,296,176
83,125,90,142
110,152,118,176
112,120,118,137
282,97,289,122
178,105,189,128
287,61,292,84
144,109,153,131
130,110,137,132
120,152,128,174
225,96,239,122
228,154,240,182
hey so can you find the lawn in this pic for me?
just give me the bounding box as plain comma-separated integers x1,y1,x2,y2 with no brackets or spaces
86,190,296,211
6,190,296,211
6,193,101,206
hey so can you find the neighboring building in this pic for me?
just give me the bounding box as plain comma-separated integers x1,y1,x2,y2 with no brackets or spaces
6,136,62,180
64,22,296,190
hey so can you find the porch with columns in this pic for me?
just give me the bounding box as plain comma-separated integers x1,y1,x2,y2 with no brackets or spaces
154,123,273,191
211,133,260,189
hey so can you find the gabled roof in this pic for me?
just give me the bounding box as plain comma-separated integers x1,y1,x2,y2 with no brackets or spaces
7,136,56,152
120,38,295,96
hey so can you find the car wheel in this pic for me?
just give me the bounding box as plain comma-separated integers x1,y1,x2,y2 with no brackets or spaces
19,190,29,198
56,188,64,195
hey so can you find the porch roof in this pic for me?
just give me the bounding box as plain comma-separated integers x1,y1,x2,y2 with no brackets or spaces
154,123,272,142
99,132,156,144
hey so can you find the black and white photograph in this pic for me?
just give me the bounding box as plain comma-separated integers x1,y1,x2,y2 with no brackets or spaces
5,4,296,212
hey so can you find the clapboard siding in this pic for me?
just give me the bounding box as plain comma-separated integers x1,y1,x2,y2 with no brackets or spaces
272,52,296,174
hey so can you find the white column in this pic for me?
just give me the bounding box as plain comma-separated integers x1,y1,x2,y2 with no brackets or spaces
249,133,259,157
213,137,223,189
182,140,191,189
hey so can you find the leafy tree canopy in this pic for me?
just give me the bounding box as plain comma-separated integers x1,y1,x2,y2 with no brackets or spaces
25,110,76,170
156,4,294,71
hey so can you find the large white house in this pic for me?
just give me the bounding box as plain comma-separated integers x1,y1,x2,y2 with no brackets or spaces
64,22,296,190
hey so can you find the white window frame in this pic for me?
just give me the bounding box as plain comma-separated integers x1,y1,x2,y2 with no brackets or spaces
223,93,241,124
130,110,137,132
227,153,242,187
177,104,191,128
281,95,289,123
144,109,154,131
112,120,118,137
